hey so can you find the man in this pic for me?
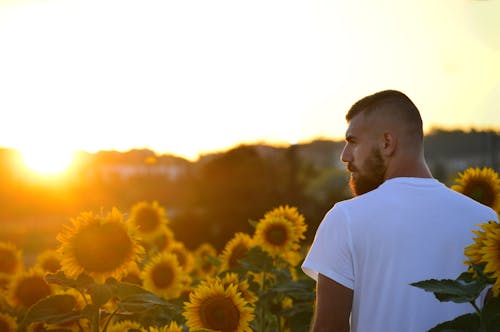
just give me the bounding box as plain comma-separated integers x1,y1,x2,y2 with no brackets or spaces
301,90,498,332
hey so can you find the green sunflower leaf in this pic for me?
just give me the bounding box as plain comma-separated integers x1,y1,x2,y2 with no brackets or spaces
481,297,500,332
105,278,176,313
21,294,81,328
45,271,78,288
410,279,486,303
236,246,275,273
81,304,100,328
273,279,316,301
87,283,113,306
427,313,480,332
287,310,315,332
106,277,151,299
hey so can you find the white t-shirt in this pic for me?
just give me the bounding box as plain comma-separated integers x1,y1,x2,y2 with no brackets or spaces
302,177,498,332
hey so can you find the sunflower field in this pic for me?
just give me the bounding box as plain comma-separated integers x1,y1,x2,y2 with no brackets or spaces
0,202,315,332
1,166,500,332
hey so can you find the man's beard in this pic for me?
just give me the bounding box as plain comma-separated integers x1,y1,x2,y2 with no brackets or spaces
349,148,386,196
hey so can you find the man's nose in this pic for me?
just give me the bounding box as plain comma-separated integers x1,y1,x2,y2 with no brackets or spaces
341,145,351,163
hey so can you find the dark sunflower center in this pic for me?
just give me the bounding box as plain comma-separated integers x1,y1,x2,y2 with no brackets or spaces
42,257,61,273
0,248,17,274
464,180,495,208
15,276,51,307
151,262,174,288
202,259,213,273
0,319,10,331
73,223,133,273
199,295,240,331
135,208,161,233
264,224,288,246
228,244,249,269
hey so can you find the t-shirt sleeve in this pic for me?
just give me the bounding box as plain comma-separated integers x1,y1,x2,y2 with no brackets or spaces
301,205,354,289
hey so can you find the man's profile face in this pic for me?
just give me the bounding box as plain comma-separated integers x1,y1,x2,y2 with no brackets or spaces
341,113,386,196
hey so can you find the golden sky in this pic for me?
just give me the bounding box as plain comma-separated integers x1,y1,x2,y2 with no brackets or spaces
1,0,499,161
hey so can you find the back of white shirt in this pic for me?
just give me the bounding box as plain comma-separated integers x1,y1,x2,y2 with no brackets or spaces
302,177,498,332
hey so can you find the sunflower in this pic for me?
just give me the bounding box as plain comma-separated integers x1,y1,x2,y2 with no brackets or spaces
149,321,183,332
8,268,53,308
106,320,144,332
143,225,176,253
141,251,187,299
284,249,304,267
279,296,295,332
479,221,500,295
179,274,194,299
263,205,307,241
194,242,218,278
129,201,168,238
220,233,254,271
0,312,17,332
35,249,62,273
464,221,499,267
57,208,144,282
452,167,500,211
167,241,194,273
200,274,257,305
220,273,258,304
254,215,299,257
0,272,12,292
184,281,254,332
0,242,22,274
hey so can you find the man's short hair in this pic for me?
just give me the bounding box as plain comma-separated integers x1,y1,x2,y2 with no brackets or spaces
346,90,423,141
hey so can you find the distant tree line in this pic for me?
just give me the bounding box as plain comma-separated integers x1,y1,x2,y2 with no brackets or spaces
0,128,498,250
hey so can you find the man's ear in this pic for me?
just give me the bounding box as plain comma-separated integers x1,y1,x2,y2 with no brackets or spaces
381,132,397,157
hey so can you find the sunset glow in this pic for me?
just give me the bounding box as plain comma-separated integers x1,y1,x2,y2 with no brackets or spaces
0,0,499,160
21,148,74,176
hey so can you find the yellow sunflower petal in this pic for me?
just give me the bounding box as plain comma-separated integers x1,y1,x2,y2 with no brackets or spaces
220,272,258,304
149,321,183,332
129,201,169,238
254,215,299,257
0,312,18,332
220,233,254,271
141,251,187,299
106,320,144,332
470,221,500,294
8,268,54,308
35,249,62,273
57,208,144,282
166,241,194,273
263,205,308,241
143,225,176,253
183,281,254,332
452,167,500,211
193,242,218,278
0,241,23,274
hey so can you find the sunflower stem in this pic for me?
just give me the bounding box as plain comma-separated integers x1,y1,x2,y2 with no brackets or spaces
77,320,84,332
470,300,481,314
79,289,89,306
90,306,100,332
102,306,120,332
277,313,284,332
259,272,267,331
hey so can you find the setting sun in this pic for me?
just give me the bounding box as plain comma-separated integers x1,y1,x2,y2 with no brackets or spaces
21,149,74,176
